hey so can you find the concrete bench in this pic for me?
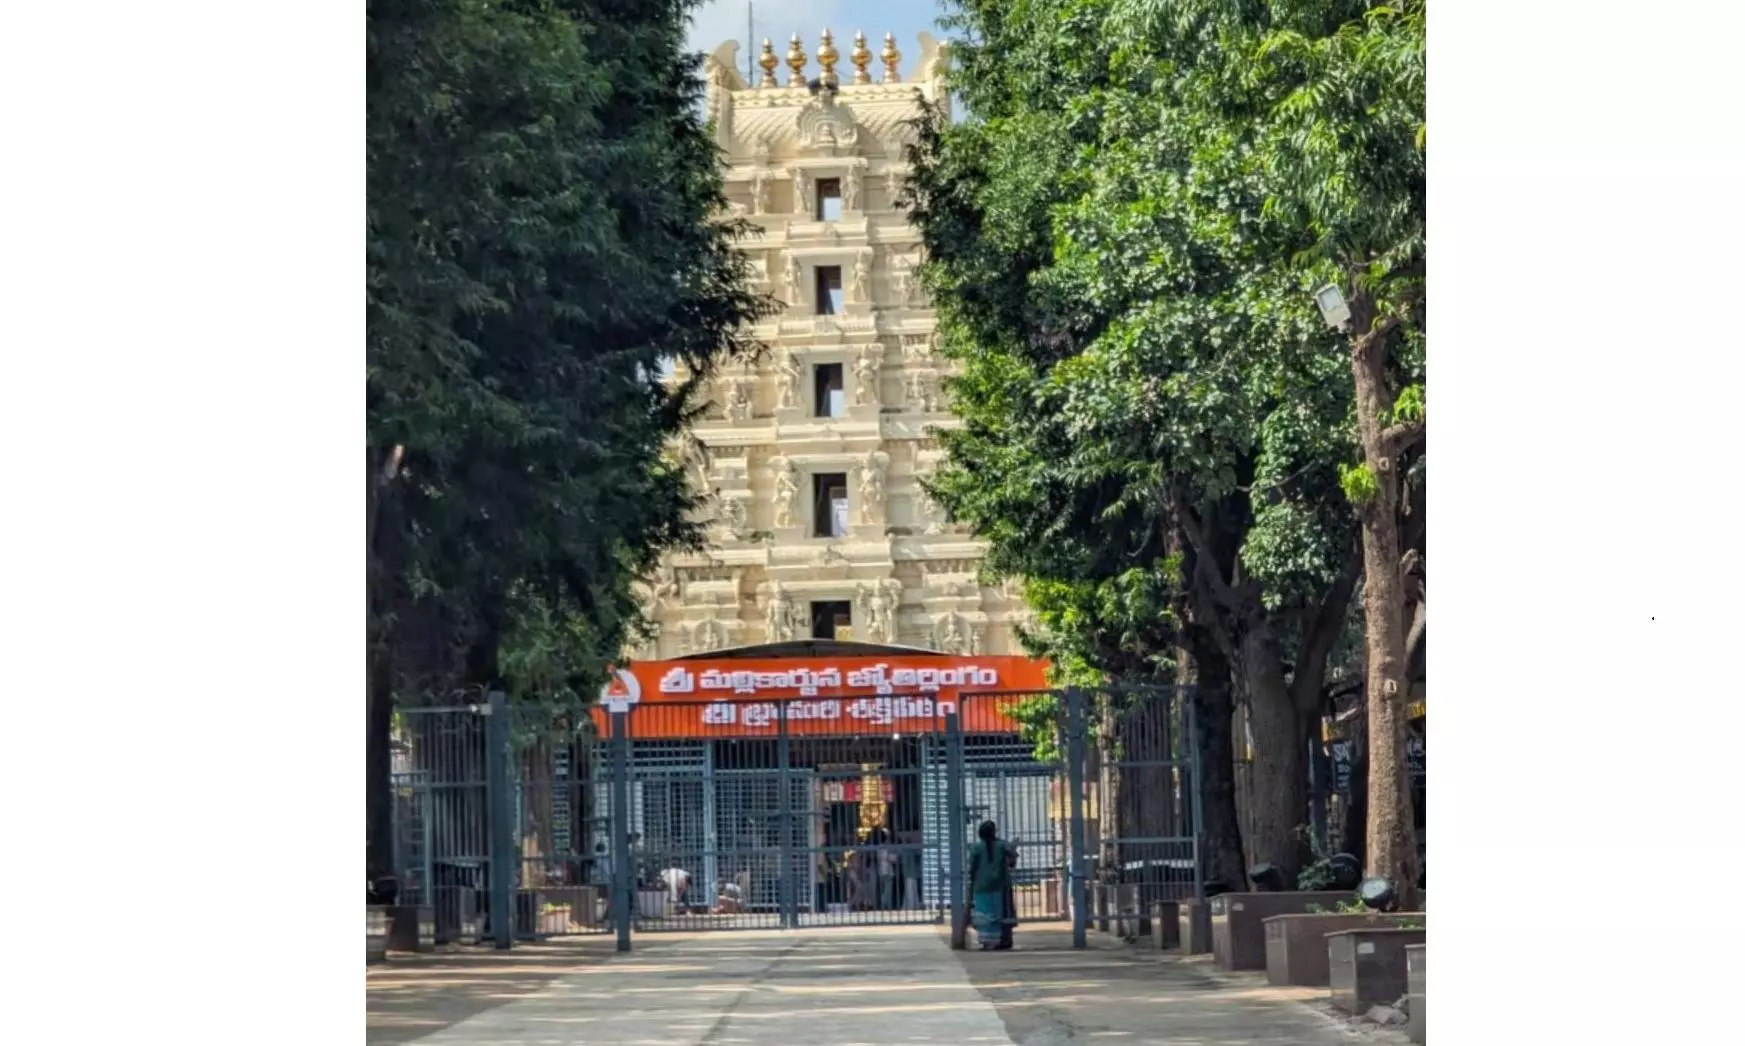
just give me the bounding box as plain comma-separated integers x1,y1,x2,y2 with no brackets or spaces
1327,927,1427,1014
1210,892,1354,971
1405,943,1426,1043
1264,913,1423,986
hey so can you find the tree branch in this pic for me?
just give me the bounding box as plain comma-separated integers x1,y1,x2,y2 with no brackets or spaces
1290,540,1363,712
1401,546,1426,674
1382,418,1425,459
1174,497,1246,614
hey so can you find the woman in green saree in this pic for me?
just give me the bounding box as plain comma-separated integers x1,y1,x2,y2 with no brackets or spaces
967,820,1016,950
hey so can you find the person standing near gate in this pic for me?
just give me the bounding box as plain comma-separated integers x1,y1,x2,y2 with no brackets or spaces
966,820,1017,950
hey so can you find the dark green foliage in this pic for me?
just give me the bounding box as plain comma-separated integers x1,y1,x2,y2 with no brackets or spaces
904,0,1422,882
366,0,768,872
368,0,765,709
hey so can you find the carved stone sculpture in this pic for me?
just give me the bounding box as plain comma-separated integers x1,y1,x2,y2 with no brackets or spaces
771,454,799,528
752,173,770,214
693,618,730,653
649,564,680,610
853,345,882,406
794,171,813,216
724,379,751,422
856,450,887,524
776,348,802,409
783,254,803,305
857,580,902,644
850,252,870,303
764,583,797,643
844,167,862,211
935,613,968,655
917,488,945,535
722,496,748,540
905,370,939,413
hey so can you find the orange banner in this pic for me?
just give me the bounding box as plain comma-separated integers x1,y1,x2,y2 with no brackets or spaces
593,655,1052,738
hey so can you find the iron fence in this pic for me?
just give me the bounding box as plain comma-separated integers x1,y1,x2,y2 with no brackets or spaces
384,684,1204,952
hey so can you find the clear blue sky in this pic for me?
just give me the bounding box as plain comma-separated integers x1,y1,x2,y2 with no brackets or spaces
687,0,948,82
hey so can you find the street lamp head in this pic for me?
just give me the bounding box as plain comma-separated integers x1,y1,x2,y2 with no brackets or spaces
1313,284,1351,330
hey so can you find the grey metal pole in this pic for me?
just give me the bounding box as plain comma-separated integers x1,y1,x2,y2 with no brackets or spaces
1187,688,1206,903
1065,686,1089,949
945,708,967,949
610,708,633,952
486,690,515,950
778,703,796,929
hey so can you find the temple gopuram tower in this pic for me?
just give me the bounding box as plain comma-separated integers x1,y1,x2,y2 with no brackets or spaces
630,30,1028,661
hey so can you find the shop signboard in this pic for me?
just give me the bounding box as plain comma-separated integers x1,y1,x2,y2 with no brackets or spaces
593,655,1051,738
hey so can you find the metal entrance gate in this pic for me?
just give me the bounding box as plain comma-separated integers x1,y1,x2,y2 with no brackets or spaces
385,685,1202,950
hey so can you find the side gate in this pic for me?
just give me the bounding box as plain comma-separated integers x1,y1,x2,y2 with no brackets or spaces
958,686,1203,947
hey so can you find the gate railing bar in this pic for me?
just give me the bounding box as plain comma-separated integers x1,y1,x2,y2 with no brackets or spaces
610,708,633,952
777,705,795,929
485,690,515,950
1187,692,1206,902
1065,685,1089,950
945,707,967,949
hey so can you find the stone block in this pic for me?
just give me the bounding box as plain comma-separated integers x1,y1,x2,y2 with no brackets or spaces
387,904,435,953
1327,927,1427,1015
1114,884,1143,937
1405,943,1426,1043
1210,892,1353,971
1178,898,1212,955
366,906,389,965
1150,901,1181,950
433,886,481,944
1092,884,1111,933
1264,913,1422,986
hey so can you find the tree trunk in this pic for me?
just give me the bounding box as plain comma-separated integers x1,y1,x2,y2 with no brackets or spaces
1348,298,1422,910
367,643,396,884
1240,629,1308,886
366,451,402,886
1180,628,1245,892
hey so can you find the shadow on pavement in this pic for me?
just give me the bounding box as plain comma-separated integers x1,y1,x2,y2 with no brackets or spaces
950,925,1395,1046
366,937,616,1046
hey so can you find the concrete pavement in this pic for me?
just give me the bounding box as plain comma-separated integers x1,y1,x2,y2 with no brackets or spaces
368,924,1408,1045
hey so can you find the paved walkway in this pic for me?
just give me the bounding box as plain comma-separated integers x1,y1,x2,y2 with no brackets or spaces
368,925,1407,1045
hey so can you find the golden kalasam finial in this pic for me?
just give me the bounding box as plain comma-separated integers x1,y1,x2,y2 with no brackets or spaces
881,32,902,83
758,38,779,87
817,28,840,81
850,31,873,84
786,33,807,86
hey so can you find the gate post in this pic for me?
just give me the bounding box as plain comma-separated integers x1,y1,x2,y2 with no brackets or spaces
485,690,515,950
1065,686,1089,950
1185,687,1206,902
945,707,967,949
610,708,633,952
777,702,796,929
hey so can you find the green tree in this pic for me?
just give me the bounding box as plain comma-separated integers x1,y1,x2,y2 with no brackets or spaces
365,0,766,881
1250,0,1426,905
906,0,1372,888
